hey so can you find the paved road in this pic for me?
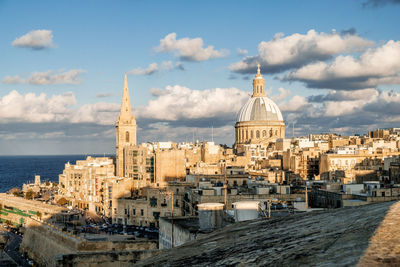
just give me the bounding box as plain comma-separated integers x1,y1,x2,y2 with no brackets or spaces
1,226,32,267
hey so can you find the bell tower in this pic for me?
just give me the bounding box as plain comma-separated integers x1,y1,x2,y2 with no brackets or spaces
116,74,137,177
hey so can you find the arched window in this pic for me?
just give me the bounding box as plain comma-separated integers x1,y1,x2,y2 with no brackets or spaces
269,129,273,137
251,130,254,139
125,131,130,142
262,130,267,137
256,130,260,139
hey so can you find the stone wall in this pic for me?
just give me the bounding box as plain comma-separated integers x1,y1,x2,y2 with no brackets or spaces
20,222,77,266
55,250,159,267
20,219,157,267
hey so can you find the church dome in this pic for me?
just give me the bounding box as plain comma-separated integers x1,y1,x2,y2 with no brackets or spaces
237,96,283,122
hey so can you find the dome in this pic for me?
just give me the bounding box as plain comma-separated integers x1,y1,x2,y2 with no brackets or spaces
237,96,283,122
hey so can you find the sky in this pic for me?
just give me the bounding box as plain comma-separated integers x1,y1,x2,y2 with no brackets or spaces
1,0,400,155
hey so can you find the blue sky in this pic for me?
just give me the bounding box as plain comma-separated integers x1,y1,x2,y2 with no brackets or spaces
1,0,400,155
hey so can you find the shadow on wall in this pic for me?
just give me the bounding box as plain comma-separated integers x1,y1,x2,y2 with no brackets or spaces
16,212,158,266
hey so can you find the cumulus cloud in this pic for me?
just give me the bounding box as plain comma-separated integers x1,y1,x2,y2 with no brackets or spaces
270,87,291,103
279,87,400,137
284,40,400,90
127,63,158,76
0,90,120,125
279,95,308,112
12,29,54,50
155,32,229,61
2,69,86,85
230,29,373,74
136,85,248,124
71,102,120,125
0,90,76,123
127,61,184,76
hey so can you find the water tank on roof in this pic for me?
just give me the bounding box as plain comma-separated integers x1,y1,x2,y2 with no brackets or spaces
197,203,224,231
233,201,260,222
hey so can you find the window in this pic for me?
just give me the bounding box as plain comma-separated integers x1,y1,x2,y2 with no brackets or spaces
133,209,136,215
149,197,157,207
251,130,254,139
140,209,144,216
246,130,248,140
256,130,260,139
269,129,273,137
125,131,129,142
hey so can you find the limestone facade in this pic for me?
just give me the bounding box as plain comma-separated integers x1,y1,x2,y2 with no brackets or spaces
235,66,285,153
116,74,137,177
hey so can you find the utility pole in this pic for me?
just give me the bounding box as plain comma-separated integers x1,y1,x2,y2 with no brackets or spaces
224,157,227,208
171,191,174,248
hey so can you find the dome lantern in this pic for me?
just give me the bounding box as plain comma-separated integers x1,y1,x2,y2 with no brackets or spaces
252,63,266,97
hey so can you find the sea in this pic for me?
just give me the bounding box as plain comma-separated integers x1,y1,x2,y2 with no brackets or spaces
0,155,114,193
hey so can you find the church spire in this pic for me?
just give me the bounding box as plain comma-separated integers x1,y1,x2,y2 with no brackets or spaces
252,64,266,97
118,73,135,124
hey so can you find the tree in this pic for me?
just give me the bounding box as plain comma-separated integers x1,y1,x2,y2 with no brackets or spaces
36,211,42,219
25,190,35,200
57,197,68,206
9,187,22,197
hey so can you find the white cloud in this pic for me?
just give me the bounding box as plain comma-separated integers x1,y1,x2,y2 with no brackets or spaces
279,95,308,112
285,40,400,90
270,87,291,103
127,63,158,76
230,29,373,74
12,29,54,50
136,85,248,121
0,90,76,123
237,48,248,56
2,69,86,85
127,61,183,76
155,32,229,61
71,102,120,125
0,90,119,125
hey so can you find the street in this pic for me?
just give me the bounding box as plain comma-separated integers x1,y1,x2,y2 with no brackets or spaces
1,226,32,267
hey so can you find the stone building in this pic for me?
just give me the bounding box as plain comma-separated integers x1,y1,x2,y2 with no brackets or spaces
113,185,186,227
235,65,285,153
58,156,116,215
116,74,137,177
